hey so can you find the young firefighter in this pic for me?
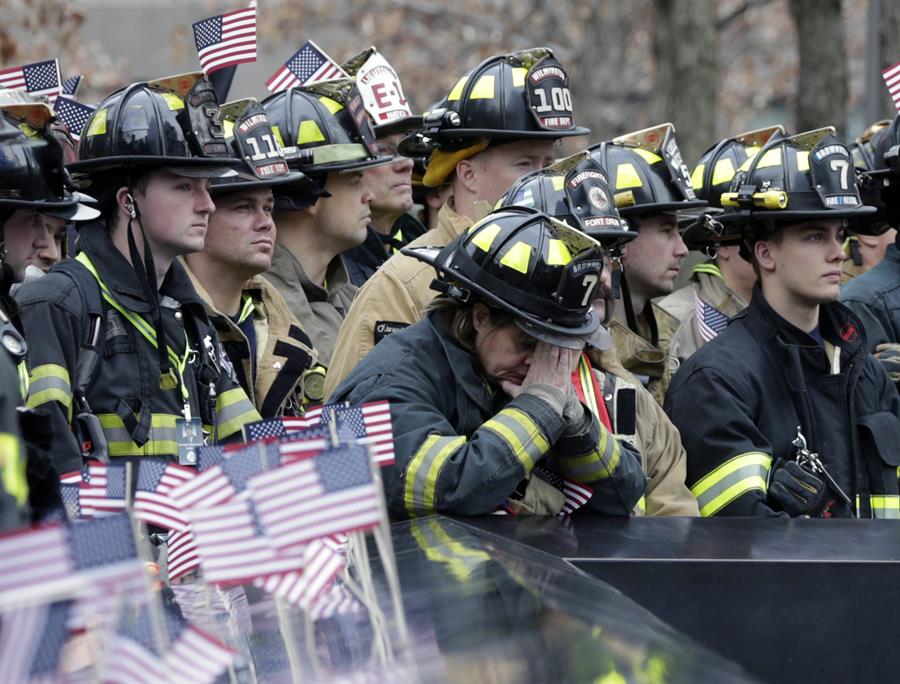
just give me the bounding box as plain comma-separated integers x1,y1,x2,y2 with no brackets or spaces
324,47,588,396
261,79,390,366
588,124,706,405
666,128,900,518
16,74,260,471
183,99,325,417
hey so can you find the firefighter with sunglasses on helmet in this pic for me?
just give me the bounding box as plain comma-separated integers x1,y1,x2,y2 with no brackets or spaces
665,128,900,519
15,73,261,476
329,205,646,519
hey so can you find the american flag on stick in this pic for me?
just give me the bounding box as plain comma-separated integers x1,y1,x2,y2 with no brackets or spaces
0,515,142,610
883,61,900,113
0,601,72,684
249,443,382,551
62,74,82,96
265,40,347,93
694,292,729,342
190,496,303,586
192,5,258,75
253,534,347,609
165,526,201,583
53,96,96,141
79,461,127,518
0,58,62,102
133,458,195,531
244,400,396,466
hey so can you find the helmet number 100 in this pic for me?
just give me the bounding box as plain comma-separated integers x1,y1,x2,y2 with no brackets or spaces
533,87,572,114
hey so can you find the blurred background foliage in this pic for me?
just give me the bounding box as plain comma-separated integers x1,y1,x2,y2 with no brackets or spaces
1,0,898,165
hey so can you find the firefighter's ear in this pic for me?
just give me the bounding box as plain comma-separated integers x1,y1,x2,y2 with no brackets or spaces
754,239,777,274
115,187,136,219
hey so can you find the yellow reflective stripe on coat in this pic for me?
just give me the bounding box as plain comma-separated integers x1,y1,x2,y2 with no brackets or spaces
691,452,771,517
560,427,621,482
26,364,73,418
0,432,28,506
75,252,191,401
411,518,490,584
482,407,549,471
97,413,181,457
215,387,261,439
856,494,900,519
403,434,466,516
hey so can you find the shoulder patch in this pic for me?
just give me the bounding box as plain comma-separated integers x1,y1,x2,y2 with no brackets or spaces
374,320,408,345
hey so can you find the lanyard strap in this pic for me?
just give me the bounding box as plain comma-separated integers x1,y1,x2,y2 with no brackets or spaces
75,252,191,401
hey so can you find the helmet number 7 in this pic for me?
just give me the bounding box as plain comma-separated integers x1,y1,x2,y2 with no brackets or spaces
580,274,599,306
829,158,849,190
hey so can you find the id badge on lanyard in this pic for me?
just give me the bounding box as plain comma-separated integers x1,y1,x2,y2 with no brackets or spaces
176,402,204,467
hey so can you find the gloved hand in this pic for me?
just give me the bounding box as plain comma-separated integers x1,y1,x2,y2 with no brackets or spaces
768,459,829,517
874,343,900,384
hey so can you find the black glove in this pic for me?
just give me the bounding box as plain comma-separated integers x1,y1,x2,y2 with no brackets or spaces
768,459,829,517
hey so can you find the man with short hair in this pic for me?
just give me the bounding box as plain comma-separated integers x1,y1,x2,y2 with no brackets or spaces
16,74,260,472
262,80,390,365
588,124,706,405
183,100,323,416
324,47,588,396
666,128,900,519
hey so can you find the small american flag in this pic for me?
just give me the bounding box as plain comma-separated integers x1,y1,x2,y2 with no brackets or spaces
0,515,141,610
0,58,62,102
190,496,303,585
59,482,82,520
196,444,226,471
265,40,346,93
246,400,396,466
53,96,95,141
694,292,729,342
133,459,195,531
0,600,72,683
79,461,127,518
101,604,165,684
308,581,362,621
253,535,347,609
533,467,594,515
162,603,235,684
249,443,382,551
170,583,252,637
192,5,257,75
883,61,900,113
168,441,281,511
165,526,201,583
62,74,82,96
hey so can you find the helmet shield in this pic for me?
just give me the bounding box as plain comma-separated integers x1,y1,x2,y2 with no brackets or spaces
341,47,422,137
808,136,864,210
524,54,576,131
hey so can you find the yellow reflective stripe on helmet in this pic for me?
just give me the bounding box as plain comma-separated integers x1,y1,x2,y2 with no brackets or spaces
614,190,636,208
690,163,705,190
615,163,643,189
222,119,235,139
26,364,72,416
0,432,28,507
318,96,343,114
297,120,326,145
86,108,107,136
470,222,502,251
160,92,185,111
17,360,29,402
742,148,781,171
482,407,548,471
215,387,261,440
271,124,285,148
633,148,663,164
692,262,724,279
712,158,737,186
550,175,565,191
447,76,469,101
97,413,180,457
796,151,810,172
499,241,532,274
470,74,495,100
691,452,771,517
560,427,621,482
411,518,491,584
403,434,466,516
546,239,572,266
511,67,527,88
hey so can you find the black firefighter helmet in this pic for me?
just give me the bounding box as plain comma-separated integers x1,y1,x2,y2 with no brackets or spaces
69,72,239,183
498,151,636,250
403,206,608,349
261,79,392,175
718,127,878,240
587,123,706,221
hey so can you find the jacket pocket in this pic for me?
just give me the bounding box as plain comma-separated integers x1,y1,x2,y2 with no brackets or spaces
858,412,900,467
